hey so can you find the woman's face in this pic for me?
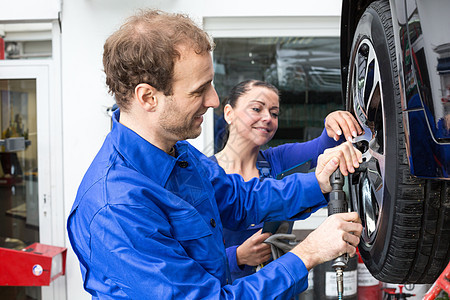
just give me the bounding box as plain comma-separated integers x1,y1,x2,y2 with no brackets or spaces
225,86,280,147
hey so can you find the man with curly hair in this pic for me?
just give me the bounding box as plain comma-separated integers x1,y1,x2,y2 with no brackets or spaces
67,9,363,299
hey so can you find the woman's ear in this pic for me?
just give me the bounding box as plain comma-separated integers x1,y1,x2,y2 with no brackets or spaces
223,104,234,125
135,83,158,112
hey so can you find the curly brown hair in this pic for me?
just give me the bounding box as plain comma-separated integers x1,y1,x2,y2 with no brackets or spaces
103,9,214,111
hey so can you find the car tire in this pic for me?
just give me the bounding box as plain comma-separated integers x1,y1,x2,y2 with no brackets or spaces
345,0,450,283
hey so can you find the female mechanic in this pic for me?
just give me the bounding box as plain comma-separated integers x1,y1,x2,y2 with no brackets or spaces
211,79,362,281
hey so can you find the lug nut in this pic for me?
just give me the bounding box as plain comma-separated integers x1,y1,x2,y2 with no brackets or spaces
359,44,369,57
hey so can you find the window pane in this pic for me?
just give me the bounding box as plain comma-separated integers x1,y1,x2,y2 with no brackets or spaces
213,37,343,152
1,23,53,60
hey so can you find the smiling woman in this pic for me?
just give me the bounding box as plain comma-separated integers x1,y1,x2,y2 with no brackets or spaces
210,79,361,282
215,80,280,179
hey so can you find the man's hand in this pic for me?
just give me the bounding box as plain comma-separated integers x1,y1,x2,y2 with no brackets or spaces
325,111,363,142
315,141,362,193
290,212,363,270
236,229,272,266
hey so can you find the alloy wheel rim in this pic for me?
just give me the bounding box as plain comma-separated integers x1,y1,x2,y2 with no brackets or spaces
349,38,386,245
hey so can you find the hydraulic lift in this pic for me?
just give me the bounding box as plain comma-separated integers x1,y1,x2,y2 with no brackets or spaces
424,261,450,300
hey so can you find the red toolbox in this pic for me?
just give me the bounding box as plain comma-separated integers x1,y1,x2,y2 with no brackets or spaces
0,243,67,286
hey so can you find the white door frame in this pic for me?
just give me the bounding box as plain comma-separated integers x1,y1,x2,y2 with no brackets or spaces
0,59,66,299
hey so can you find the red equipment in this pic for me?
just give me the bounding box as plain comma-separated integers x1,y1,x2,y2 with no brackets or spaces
424,260,450,300
357,249,382,300
0,243,67,286
0,37,4,60
382,285,415,300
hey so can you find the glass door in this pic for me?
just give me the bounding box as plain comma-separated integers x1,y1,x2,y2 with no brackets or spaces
0,63,54,300
212,36,343,152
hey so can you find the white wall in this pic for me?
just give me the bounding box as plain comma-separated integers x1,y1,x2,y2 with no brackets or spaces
61,1,340,299
0,0,60,22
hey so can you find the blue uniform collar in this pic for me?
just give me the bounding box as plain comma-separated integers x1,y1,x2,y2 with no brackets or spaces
110,109,188,186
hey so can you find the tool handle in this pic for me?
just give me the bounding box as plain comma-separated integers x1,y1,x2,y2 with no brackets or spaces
328,169,348,215
328,168,349,270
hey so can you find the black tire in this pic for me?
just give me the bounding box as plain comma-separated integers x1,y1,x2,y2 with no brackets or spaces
345,0,450,283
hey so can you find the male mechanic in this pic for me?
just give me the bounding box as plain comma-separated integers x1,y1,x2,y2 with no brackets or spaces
67,9,363,299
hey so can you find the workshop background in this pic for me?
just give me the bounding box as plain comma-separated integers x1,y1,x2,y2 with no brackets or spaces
0,0,432,299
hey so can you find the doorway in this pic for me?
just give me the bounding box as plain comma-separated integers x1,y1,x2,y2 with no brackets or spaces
0,62,65,300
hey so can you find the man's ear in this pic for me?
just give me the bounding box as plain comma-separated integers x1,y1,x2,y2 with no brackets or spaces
135,83,158,112
223,104,234,125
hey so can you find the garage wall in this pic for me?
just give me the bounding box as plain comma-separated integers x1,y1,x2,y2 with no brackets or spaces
61,1,341,299
0,0,60,22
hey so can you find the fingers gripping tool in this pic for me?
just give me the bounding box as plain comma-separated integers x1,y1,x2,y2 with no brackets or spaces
327,127,373,299
328,169,348,300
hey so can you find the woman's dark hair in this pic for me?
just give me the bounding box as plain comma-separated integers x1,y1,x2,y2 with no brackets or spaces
216,80,280,152
223,80,279,109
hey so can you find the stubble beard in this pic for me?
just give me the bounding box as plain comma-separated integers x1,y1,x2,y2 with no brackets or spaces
159,97,202,141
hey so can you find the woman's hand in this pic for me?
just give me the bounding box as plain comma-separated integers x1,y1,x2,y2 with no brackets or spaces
236,229,272,266
325,111,363,142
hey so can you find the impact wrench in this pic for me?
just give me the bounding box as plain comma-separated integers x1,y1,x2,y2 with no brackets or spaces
328,169,349,300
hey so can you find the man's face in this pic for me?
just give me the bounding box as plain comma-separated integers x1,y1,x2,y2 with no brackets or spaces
158,49,219,141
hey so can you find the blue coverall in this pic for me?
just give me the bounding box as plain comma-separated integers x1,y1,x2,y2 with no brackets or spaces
212,129,339,281
67,109,329,299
